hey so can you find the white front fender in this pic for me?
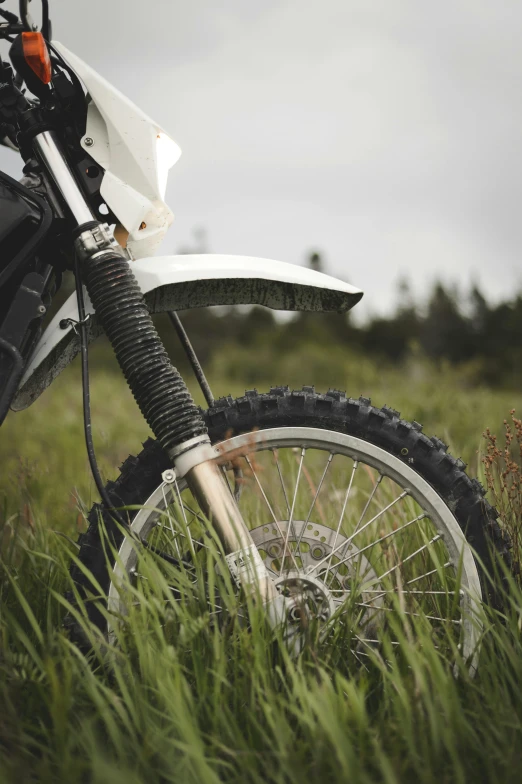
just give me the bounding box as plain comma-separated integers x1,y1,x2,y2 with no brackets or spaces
12,254,362,411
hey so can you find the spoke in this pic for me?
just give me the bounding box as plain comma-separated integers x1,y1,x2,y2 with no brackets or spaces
351,632,389,665
353,603,462,624
311,489,410,573
161,591,224,614
135,541,198,575
296,452,333,551
171,588,222,609
280,448,306,575
245,455,300,571
328,627,373,670
330,588,456,596
159,494,206,532
353,637,400,646
173,477,197,559
154,524,214,553
351,636,440,652
312,512,426,575
364,534,443,599
325,460,358,581
272,449,291,516
140,538,182,567
406,562,452,586
329,623,387,668
158,482,206,531
352,648,372,657
353,638,375,654
180,501,211,529
161,483,182,558
351,649,370,671
354,589,456,596
160,480,196,560
173,479,189,526
352,474,383,539
130,566,196,582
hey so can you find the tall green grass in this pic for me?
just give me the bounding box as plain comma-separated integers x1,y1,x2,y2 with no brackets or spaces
1,508,522,783
1,348,522,782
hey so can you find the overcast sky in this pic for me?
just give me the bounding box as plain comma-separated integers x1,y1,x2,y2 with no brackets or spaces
2,0,522,316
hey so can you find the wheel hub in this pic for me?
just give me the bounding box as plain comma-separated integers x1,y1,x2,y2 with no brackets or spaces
274,571,336,623
249,520,382,625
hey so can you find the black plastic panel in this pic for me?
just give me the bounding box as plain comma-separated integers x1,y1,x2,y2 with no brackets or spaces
0,170,52,424
0,169,51,290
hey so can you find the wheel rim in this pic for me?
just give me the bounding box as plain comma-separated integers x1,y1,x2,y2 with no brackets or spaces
108,427,483,667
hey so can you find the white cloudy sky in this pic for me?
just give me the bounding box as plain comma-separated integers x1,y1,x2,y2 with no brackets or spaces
2,0,522,315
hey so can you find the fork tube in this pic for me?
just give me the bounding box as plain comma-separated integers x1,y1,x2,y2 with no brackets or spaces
33,131,94,224
185,459,278,602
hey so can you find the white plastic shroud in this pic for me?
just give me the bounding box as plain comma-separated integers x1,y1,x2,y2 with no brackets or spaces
53,41,181,260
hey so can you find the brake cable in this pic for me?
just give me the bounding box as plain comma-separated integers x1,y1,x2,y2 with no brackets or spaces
73,253,128,528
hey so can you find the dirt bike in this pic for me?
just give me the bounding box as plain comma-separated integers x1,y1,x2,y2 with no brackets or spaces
0,0,511,669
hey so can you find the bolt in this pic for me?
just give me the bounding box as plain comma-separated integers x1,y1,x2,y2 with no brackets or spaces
162,469,176,484
84,137,94,147
37,305,46,315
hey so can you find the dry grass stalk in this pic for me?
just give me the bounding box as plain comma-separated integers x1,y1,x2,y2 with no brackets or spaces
483,409,522,576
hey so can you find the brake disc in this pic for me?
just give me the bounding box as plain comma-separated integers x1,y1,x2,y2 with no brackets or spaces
249,520,382,622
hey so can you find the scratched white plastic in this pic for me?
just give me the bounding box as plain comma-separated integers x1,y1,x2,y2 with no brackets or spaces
17,254,363,392
53,42,180,259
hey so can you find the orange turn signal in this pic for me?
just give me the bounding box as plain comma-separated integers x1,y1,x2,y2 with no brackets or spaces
21,32,52,84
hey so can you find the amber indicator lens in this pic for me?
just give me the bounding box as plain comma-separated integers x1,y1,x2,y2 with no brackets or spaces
21,32,52,84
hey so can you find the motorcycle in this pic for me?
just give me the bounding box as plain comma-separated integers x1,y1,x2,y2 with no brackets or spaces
0,0,510,668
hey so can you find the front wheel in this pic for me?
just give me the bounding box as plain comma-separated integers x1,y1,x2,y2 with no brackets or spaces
69,387,511,668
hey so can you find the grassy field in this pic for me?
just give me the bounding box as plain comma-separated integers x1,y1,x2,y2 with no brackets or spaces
2,341,521,532
1,342,522,783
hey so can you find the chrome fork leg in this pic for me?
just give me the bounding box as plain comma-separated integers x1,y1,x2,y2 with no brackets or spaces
171,440,284,612
185,459,279,603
